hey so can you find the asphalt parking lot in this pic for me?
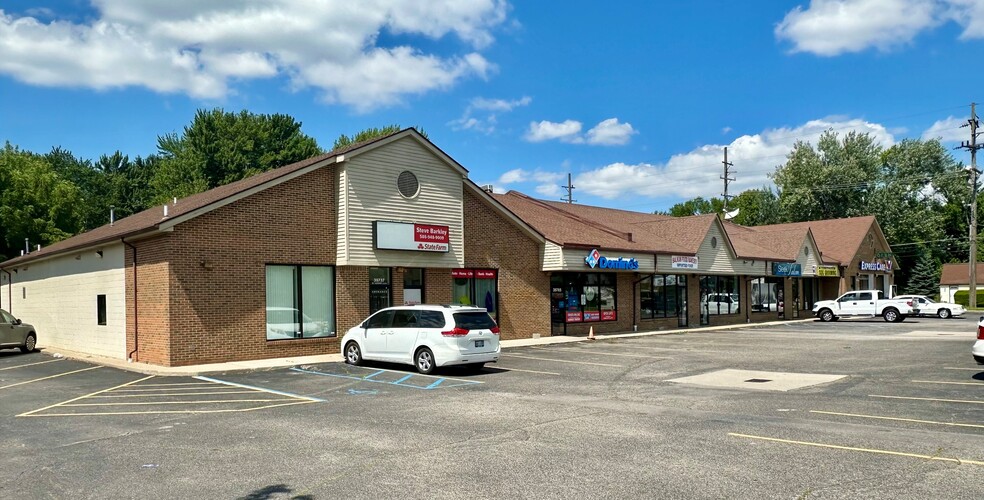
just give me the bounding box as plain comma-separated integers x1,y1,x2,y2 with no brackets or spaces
2,316,983,499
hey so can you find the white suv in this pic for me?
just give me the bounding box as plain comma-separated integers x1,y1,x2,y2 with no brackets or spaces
975,317,984,365
341,305,500,374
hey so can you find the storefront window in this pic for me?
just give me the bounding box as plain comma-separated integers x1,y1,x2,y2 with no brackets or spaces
699,275,740,317
265,265,335,340
749,277,782,313
554,272,617,322
403,268,424,306
452,269,498,314
640,274,686,319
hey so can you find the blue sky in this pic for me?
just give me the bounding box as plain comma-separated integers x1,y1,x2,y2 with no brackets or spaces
0,1,981,212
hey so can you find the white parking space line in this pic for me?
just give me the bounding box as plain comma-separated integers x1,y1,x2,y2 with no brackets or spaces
194,375,325,402
729,432,984,466
869,394,984,405
0,359,63,371
943,367,984,371
910,380,984,386
501,354,621,367
533,346,663,359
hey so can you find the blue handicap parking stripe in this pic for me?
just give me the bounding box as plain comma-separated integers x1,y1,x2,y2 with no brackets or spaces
290,367,482,390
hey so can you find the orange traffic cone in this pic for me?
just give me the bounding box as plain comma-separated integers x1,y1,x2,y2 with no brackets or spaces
587,326,596,340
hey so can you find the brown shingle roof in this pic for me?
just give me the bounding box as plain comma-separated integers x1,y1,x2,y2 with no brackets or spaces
0,129,408,268
747,216,878,265
939,262,984,285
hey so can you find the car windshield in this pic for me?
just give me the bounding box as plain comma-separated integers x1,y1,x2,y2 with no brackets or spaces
452,312,496,330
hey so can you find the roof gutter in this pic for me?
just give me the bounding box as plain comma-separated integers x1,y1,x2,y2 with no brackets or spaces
123,239,139,362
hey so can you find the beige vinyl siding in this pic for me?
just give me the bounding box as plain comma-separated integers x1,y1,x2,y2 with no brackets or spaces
548,247,655,272
692,223,766,275
337,168,349,263
0,245,126,358
338,136,465,267
542,241,564,270
796,235,822,276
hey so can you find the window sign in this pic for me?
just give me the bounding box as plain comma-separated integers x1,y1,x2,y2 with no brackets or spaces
816,265,839,277
671,256,698,269
772,263,802,277
374,221,449,252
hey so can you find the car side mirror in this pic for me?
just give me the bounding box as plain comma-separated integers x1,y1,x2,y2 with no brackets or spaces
13,318,21,325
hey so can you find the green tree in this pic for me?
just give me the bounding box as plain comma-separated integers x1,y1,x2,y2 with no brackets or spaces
658,196,724,217
152,108,323,202
332,125,426,150
0,143,84,260
905,247,941,297
729,188,781,226
772,130,882,222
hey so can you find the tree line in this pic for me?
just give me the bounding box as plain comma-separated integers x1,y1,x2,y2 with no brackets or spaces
659,131,974,295
0,110,970,295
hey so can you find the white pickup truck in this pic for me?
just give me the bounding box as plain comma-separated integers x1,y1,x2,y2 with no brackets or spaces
812,290,918,323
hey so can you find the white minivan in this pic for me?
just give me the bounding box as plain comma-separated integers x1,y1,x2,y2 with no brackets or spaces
341,305,500,374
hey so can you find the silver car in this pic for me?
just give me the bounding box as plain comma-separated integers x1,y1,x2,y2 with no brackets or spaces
1,309,37,353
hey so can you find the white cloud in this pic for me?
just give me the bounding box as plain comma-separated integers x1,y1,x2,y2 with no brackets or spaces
535,183,562,198
922,116,967,142
585,118,637,146
573,117,896,200
525,120,584,143
775,0,942,56
524,117,637,145
722,126,733,134
450,95,531,133
0,1,508,110
498,168,528,184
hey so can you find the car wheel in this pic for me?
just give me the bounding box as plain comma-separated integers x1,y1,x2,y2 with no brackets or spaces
896,314,906,323
883,308,899,323
415,347,435,375
938,308,951,319
974,355,984,365
20,334,36,353
344,342,362,366
819,309,834,322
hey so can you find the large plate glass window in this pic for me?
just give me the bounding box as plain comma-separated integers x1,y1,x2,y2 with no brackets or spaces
749,277,783,314
699,275,740,322
265,265,335,340
640,274,687,321
452,269,498,316
553,272,617,323
403,268,424,306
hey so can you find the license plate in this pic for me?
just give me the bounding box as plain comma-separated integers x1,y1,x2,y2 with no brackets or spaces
475,339,484,348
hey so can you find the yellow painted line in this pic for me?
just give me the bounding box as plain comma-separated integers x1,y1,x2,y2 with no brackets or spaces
111,386,233,392
869,394,984,405
17,375,155,417
811,410,984,429
534,346,663,359
502,354,621,368
63,398,293,406
124,382,216,387
0,359,63,371
90,390,258,398
0,366,101,390
728,433,984,466
18,400,316,417
497,366,562,376
911,380,984,387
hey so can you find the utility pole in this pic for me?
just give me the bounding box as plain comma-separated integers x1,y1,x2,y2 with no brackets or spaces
721,147,735,211
959,103,983,308
560,173,576,204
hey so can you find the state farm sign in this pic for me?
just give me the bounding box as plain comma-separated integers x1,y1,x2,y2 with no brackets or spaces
374,221,450,253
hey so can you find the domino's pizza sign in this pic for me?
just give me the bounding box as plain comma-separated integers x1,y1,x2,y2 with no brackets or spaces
584,248,639,271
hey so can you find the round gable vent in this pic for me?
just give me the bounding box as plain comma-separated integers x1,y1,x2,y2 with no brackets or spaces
398,171,419,198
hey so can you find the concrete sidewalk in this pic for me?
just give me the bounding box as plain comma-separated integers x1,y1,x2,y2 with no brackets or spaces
39,318,815,376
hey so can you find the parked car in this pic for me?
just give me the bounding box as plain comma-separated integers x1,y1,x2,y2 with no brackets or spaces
702,293,740,314
341,305,500,374
893,295,965,319
0,309,37,353
811,290,918,322
975,317,984,365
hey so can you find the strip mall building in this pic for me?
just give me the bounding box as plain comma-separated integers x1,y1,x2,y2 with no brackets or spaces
0,130,898,367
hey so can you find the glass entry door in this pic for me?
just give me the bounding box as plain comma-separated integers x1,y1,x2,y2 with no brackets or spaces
550,275,566,335
369,267,391,314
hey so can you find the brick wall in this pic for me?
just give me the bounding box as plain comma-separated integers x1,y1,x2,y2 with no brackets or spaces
160,167,339,366
125,236,172,365
463,189,549,340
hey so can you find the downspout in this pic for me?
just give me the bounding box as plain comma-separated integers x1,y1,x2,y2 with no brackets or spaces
1,268,11,313
123,239,139,362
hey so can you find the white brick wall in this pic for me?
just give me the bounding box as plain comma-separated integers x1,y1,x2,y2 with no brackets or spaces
0,244,126,358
